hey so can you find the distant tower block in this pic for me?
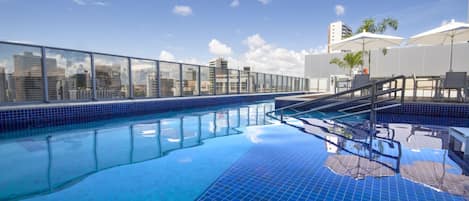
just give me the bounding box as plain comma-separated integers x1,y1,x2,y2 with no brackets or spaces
328,21,353,53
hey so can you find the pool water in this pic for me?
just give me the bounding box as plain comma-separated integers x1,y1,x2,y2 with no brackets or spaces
1,101,468,201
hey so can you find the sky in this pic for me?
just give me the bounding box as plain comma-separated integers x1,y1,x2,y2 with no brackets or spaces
0,0,467,76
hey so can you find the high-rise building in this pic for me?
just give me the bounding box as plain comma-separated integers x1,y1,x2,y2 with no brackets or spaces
328,21,352,53
95,64,124,98
13,52,60,101
209,58,228,69
146,72,158,97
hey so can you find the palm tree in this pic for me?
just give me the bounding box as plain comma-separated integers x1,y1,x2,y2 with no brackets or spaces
356,17,398,34
355,17,398,67
330,52,363,76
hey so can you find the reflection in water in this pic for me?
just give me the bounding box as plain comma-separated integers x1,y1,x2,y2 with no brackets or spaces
299,118,469,198
299,118,402,179
401,160,469,198
0,102,275,201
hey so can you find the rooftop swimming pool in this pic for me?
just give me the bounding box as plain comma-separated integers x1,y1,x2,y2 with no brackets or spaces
1,100,469,201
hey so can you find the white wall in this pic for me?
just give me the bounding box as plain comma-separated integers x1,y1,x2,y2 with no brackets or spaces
305,43,469,79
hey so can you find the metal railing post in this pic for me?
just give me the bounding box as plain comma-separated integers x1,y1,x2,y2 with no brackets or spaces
156,60,161,98
369,80,377,135
247,72,251,93
401,77,406,104
128,57,133,99
212,68,216,95
198,65,201,96
91,53,97,101
226,69,229,94
41,47,49,103
237,70,240,94
179,63,183,97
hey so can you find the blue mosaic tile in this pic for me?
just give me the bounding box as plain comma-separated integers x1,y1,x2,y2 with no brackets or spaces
197,125,467,201
0,93,303,132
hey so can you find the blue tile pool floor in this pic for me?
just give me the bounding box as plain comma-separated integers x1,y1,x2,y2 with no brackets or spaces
198,124,469,201
1,101,469,201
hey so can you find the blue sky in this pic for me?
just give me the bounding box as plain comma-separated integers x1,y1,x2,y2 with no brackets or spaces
0,0,467,75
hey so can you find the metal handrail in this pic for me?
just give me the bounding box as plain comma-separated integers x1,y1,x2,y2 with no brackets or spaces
267,75,406,128
288,88,401,118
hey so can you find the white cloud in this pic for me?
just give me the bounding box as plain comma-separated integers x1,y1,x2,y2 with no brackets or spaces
184,58,202,65
244,34,266,49
92,1,107,6
209,39,232,56
258,0,271,5
159,50,176,61
335,4,345,16
237,34,323,76
73,0,86,5
173,5,192,16
72,0,108,6
230,0,240,7
441,19,449,26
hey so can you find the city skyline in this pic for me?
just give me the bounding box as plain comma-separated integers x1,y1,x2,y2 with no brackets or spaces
0,0,467,76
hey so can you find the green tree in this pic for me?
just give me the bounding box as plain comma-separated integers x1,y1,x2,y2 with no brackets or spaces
355,17,398,68
356,17,398,34
329,52,363,76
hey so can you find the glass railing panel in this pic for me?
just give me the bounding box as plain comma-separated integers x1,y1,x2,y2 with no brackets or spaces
257,73,265,93
250,72,257,93
0,43,43,103
265,74,272,93
159,62,180,97
272,75,278,92
282,76,288,92
45,49,92,101
215,68,227,95
300,78,304,91
182,64,199,96
94,54,129,99
240,71,249,93
228,69,239,94
200,66,214,95
131,59,157,98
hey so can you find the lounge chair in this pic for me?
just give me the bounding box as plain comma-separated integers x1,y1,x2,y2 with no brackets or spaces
351,74,370,97
440,72,467,102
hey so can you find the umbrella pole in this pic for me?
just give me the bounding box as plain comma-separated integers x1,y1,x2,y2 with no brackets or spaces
362,40,365,71
449,35,454,72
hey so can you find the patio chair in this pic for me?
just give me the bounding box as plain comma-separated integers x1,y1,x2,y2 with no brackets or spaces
440,72,467,102
412,74,436,101
351,74,370,89
350,74,370,97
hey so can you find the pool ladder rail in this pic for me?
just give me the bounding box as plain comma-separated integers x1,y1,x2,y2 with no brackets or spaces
266,75,407,133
